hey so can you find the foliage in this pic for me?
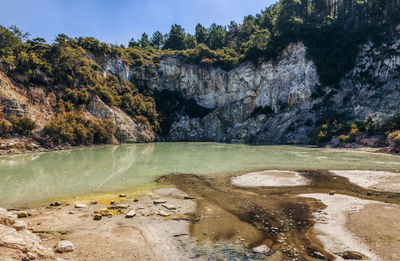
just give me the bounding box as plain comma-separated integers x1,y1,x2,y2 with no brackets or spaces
388,130,400,153
43,112,114,145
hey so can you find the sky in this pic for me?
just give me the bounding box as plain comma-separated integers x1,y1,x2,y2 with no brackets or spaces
0,0,278,45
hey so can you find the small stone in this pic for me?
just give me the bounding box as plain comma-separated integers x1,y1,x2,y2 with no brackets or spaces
119,194,126,197
90,201,98,205
125,210,136,218
93,214,102,221
157,211,171,217
133,199,139,202
54,202,61,206
110,201,116,205
329,191,335,196
338,251,363,259
108,204,129,209
27,252,37,260
184,196,195,200
55,240,75,253
68,211,74,215
153,199,167,205
366,192,373,196
252,244,270,254
311,251,326,260
74,204,87,208
13,220,27,231
162,204,177,210
14,211,29,218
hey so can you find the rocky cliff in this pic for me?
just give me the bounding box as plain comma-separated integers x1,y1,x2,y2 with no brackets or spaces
101,36,400,144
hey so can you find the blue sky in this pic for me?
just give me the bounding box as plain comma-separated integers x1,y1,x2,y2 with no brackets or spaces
0,0,278,45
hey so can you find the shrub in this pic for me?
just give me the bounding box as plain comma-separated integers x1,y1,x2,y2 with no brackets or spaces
43,112,114,145
8,115,36,135
388,130,400,153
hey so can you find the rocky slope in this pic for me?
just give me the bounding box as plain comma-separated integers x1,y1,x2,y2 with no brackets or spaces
102,34,400,144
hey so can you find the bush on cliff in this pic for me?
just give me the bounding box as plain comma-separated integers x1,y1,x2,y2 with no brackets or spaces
43,112,114,145
388,130,400,153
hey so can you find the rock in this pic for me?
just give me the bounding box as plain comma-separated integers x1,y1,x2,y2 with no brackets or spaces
157,211,171,217
0,223,54,259
119,194,126,197
252,244,270,254
93,214,102,221
26,252,37,260
133,199,139,202
108,204,129,209
184,196,195,200
311,251,326,260
68,211,74,215
74,204,87,208
110,201,116,205
13,220,27,231
153,199,167,205
125,210,136,218
338,251,363,260
55,240,75,253
90,201,98,205
14,211,29,218
366,192,373,196
162,204,177,210
329,191,335,196
50,202,61,206
1,212,17,226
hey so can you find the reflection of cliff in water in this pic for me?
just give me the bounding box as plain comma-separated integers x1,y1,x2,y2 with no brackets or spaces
0,144,155,207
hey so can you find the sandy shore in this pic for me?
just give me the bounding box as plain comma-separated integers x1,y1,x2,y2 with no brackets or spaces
300,193,400,261
330,170,400,192
1,188,199,261
231,170,310,187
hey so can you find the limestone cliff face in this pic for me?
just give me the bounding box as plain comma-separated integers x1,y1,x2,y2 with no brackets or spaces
103,43,320,143
99,35,400,144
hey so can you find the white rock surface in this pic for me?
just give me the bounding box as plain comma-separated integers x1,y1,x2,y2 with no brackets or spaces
55,240,75,253
232,170,309,187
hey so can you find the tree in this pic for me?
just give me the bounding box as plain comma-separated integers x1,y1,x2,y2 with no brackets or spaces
163,24,186,50
195,23,208,44
150,31,164,49
128,38,139,48
184,34,197,49
139,33,151,48
207,24,227,49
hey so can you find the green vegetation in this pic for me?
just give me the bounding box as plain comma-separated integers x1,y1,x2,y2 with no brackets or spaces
311,117,375,144
0,112,36,137
43,112,114,145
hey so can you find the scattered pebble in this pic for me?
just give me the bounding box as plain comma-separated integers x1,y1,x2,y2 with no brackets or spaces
14,211,29,218
93,214,102,221
252,244,270,254
119,194,126,197
74,204,87,209
125,210,136,218
162,204,177,210
311,251,326,260
90,201,98,205
329,191,335,196
153,199,167,205
157,211,171,217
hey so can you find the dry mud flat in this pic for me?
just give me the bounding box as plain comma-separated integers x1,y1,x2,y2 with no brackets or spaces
0,188,199,261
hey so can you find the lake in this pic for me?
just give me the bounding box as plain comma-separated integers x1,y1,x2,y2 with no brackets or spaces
1,142,399,207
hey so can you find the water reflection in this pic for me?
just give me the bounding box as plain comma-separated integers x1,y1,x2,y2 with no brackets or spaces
0,143,399,207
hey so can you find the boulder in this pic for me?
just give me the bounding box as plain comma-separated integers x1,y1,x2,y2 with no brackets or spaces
55,240,75,253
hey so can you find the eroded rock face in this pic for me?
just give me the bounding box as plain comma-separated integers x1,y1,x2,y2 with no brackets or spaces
0,208,55,260
101,36,400,144
88,95,154,143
